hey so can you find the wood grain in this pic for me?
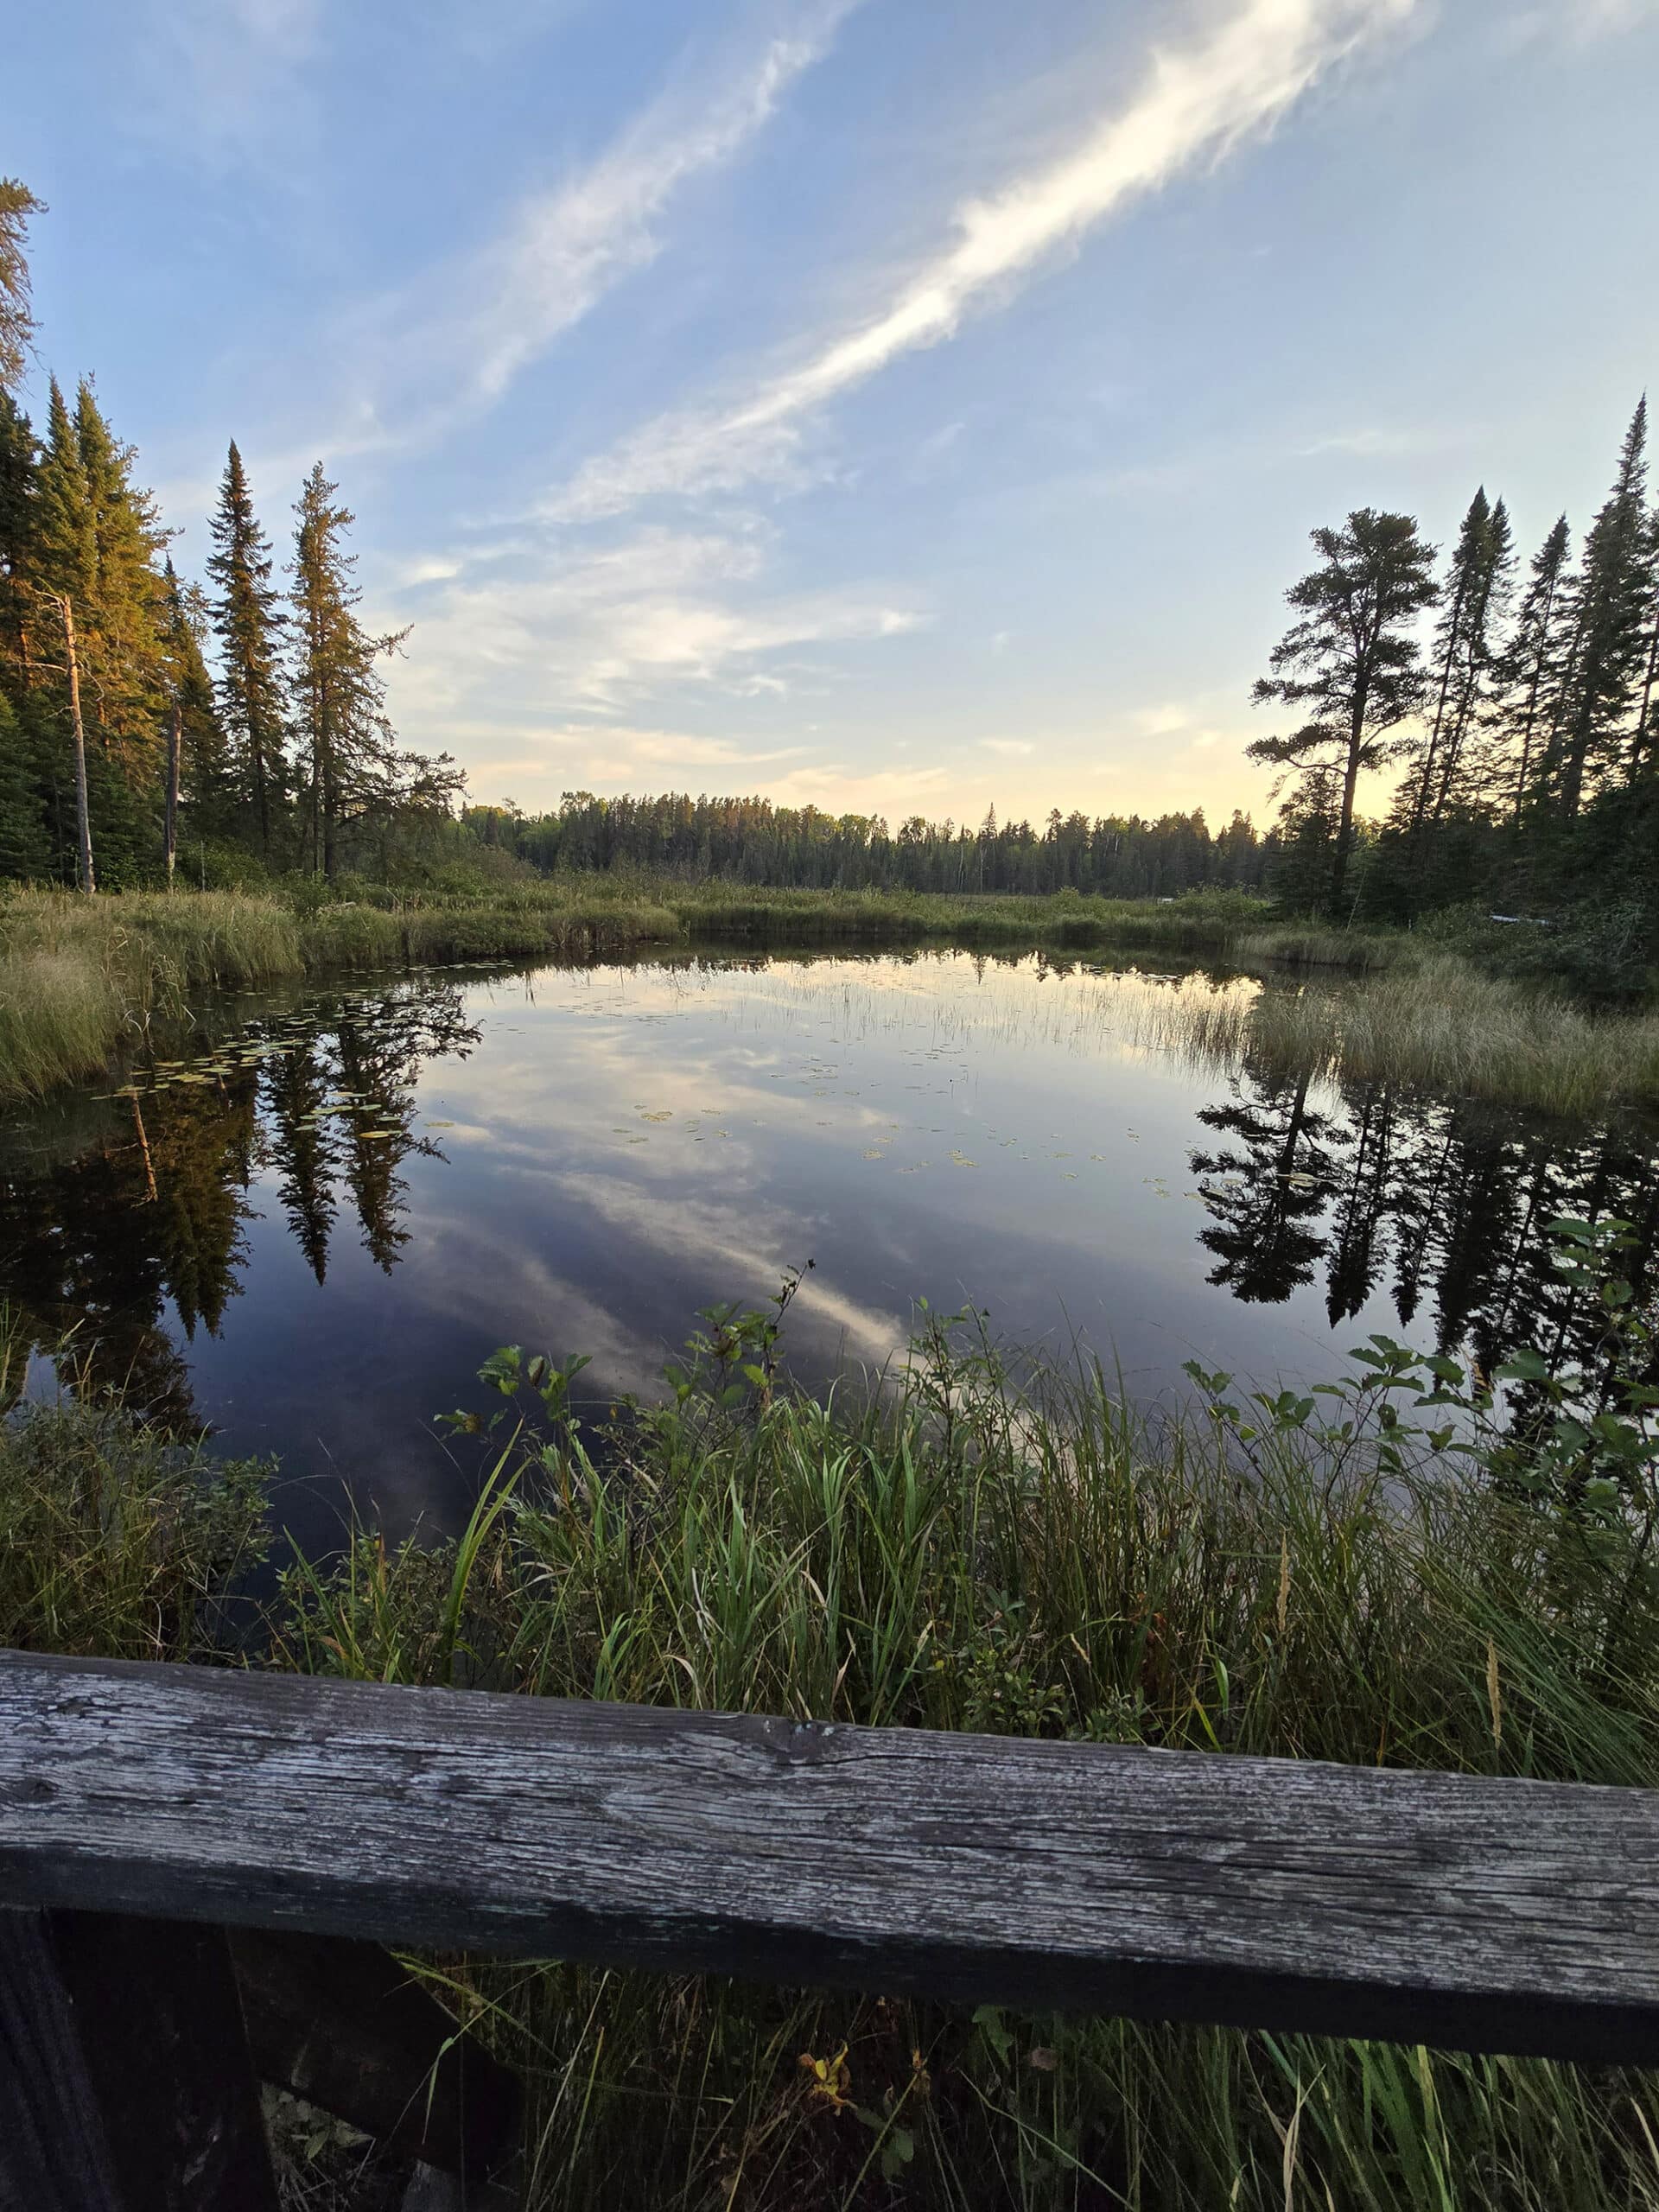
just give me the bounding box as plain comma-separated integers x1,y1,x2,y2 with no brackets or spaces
3,1651,1657,2062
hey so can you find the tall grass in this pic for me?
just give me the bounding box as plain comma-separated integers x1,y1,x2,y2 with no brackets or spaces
7,881,1657,1117
10,1314,1656,2209
0,888,302,1097
1138,951,1659,1116
0,885,684,1099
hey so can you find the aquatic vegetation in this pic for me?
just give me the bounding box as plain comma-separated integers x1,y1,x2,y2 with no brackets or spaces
1136,951,1659,1116
0,884,683,1098
0,888,302,1098
8,1255,1658,2208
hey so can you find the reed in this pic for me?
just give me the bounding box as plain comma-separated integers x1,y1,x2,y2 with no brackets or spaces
0,886,686,1099
0,887,302,1098
1133,952,1659,1116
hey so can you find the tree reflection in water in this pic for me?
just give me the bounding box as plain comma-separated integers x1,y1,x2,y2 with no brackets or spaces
0,979,480,1422
1191,1060,1659,1383
2,966,1654,1440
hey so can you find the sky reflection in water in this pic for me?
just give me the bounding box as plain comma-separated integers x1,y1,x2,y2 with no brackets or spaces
3,949,1654,1546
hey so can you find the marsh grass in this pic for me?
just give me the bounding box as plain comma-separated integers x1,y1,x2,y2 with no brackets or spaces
1136,952,1659,1116
0,888,302,1096
0,1364,265,1659
0,885,685,1098
6,878,1657,1120
10,1306,1650,2209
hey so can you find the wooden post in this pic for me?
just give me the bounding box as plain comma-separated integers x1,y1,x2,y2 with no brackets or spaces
227,1928,518,2177
0,1910,124,2212
163,693,181,888
1,1907,279,2211
58,594,95,895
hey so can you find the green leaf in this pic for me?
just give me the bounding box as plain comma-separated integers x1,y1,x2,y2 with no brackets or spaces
1495,1347,1551,1382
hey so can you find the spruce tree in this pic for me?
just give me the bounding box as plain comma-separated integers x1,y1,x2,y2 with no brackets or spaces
31,379,97,888
1249,509,1438,916
1630,510,1659,779
72,378,170,784
0,689,48,878
290,461,409,880
34,379,94,603
1402,487,1492,835
207,440,287,855
1431,494,1512,823
0,390,36,689
161,558,234,839
1494,516,1573,825
0,178,44,395
1552,398,1655,821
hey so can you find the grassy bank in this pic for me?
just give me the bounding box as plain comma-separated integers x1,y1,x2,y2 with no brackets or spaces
0,885,683,1099
6,880,1658,1116
0,880,1271,1103
7,1286,1658,2209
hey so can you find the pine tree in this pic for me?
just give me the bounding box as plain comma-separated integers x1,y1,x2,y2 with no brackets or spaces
207,440,288,855
1552,398,1655,821
1249,509,1439,916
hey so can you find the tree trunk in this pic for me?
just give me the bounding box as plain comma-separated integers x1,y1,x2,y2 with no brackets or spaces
59,595,95,895
164,694,181,888
1632,596,1659,778
1328,727,1364,918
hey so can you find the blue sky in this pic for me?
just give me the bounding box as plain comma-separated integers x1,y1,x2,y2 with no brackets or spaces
6,0,1658,827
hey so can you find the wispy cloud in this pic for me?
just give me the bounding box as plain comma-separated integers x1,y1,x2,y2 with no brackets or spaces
1497,0,1659,46
381,524,925,730
544,0,1418,521
143,0,322,175
308,0,862,461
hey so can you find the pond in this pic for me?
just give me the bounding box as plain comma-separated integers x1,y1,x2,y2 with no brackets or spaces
3,944,1656,1547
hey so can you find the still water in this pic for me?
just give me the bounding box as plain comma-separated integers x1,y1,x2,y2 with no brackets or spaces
4,947,1655,1543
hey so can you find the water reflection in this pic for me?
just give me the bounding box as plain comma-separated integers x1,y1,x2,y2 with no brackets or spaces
1,950,1652,1530
1191,1065,1659,1375
1,980,480,1421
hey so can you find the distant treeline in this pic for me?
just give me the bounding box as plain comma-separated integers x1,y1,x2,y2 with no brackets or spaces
461,793,1274,899
2,172,1656,976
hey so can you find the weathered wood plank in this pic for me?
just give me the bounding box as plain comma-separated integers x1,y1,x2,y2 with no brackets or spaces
3,1651,1657,2063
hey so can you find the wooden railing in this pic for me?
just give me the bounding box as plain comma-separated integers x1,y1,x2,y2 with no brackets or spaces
3,1649,1657,2206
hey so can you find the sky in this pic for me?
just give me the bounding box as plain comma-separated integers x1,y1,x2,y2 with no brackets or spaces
5,0,1659,830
